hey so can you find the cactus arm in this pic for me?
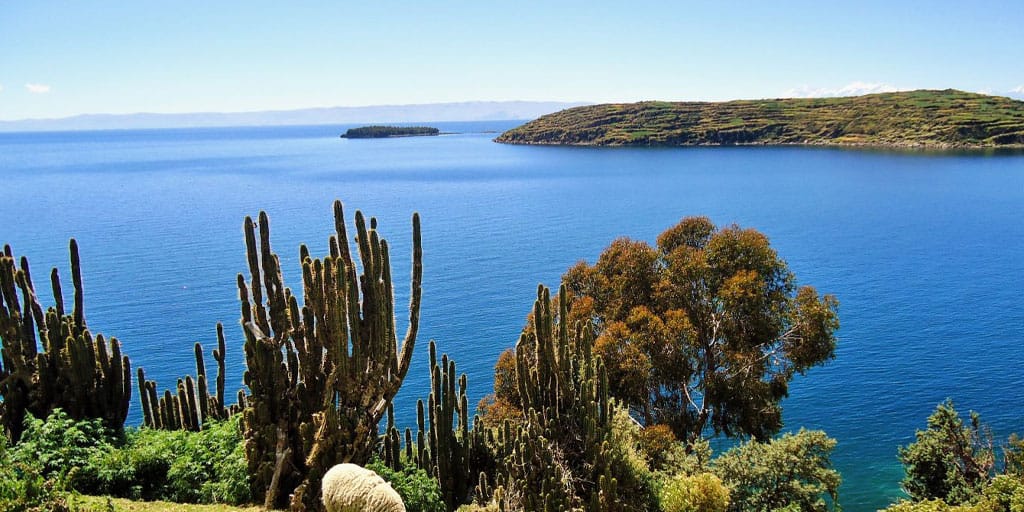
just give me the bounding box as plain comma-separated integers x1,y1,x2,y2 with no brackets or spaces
394,212,422,388
69,239,85,330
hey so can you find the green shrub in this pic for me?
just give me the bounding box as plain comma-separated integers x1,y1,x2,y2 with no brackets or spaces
73,415,249,504
10,409,116,483
883,473,1024,512
638,426,710,481
367,459,445,512
880,498,993,512
6,408,248,505
0,435,70,512
165,416,249,504
606,405,662,511
660,473,730,512
637,424,680,471
980,475,1023,511
711,429,840,512
74,445,141,498
898,401,994,505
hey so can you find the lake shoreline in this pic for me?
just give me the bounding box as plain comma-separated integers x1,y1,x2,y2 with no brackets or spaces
494,138,1024,151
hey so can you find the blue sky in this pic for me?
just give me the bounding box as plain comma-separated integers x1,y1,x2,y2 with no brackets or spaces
2,1,1023,120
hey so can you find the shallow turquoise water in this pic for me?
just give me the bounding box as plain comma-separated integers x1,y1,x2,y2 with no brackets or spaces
2,122,1022,511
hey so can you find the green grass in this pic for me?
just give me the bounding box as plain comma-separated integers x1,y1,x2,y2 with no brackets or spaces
495,89,1024,148
71,495,270,511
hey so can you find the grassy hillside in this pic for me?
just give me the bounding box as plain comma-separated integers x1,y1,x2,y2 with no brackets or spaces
495,90,1024,148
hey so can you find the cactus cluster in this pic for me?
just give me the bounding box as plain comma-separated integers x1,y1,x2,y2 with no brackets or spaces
0,240,131,442
236,200,422,511
489,284,617,511
383,340,486,510
137,323,244,430
380,285,618,511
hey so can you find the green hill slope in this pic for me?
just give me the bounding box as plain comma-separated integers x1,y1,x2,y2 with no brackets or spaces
495,90,1024,148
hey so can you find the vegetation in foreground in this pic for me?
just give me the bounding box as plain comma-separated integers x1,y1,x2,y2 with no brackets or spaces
340,125,440,138
495,89,1024,147
2,200,1021,511
71,495,264,511
880,401,1024,512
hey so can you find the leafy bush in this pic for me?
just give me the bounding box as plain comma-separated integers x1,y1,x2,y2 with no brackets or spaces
0,435,70,512
606,405,662,511
660,473,730,512
633,421,715,483
888,402,1024,512
73,415,249,504
711,429,840,512
881,498,990,512
367,459,445,512
979,475,1024,512
882,475,1024,512
166,416,249,504
899,400,995,505
10,409,116,482
637,424,680,471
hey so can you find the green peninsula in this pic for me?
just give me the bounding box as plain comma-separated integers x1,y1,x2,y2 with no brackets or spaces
495,90,1024,148
340,125,440,138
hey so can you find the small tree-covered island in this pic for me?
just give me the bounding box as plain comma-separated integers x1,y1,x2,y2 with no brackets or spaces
495,90,1024,148
341,125,441,138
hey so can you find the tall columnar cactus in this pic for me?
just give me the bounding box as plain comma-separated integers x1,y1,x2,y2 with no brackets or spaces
138,322,240,430
424,341,478,509
382,403,402,471
238,200,421,511
491,284,615,511
0,240,131,442
380,339,489,511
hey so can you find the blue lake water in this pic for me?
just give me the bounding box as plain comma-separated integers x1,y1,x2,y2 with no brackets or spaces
1,121,1022,511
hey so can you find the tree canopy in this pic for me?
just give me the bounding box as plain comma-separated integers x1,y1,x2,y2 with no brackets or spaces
531,217,840,442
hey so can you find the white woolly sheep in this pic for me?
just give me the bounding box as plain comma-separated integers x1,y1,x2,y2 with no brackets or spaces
321,463,406,512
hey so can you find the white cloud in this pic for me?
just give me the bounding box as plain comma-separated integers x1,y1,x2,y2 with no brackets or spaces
782,81,901,98
1011,85,1024,94
0,84,4,93
25,83,51,94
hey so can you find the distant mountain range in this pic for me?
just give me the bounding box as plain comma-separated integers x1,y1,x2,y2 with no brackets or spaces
0,101,588,132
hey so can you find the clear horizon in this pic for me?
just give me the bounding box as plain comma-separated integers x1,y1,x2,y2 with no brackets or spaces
2,1,1023,121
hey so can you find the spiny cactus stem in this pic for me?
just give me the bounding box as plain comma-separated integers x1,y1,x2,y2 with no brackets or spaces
69,239,84,329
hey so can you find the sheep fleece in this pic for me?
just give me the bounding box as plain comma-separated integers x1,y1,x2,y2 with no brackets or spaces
321,463,406,512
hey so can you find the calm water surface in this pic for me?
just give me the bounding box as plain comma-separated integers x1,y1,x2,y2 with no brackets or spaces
2,122,1022,511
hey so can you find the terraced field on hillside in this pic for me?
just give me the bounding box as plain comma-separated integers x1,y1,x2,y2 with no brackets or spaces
495,90,1024,148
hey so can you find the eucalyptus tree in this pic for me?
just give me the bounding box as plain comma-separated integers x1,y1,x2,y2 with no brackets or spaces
556,216,840,442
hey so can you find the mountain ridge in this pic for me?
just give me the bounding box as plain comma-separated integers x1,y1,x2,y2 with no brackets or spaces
0,101,588,132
